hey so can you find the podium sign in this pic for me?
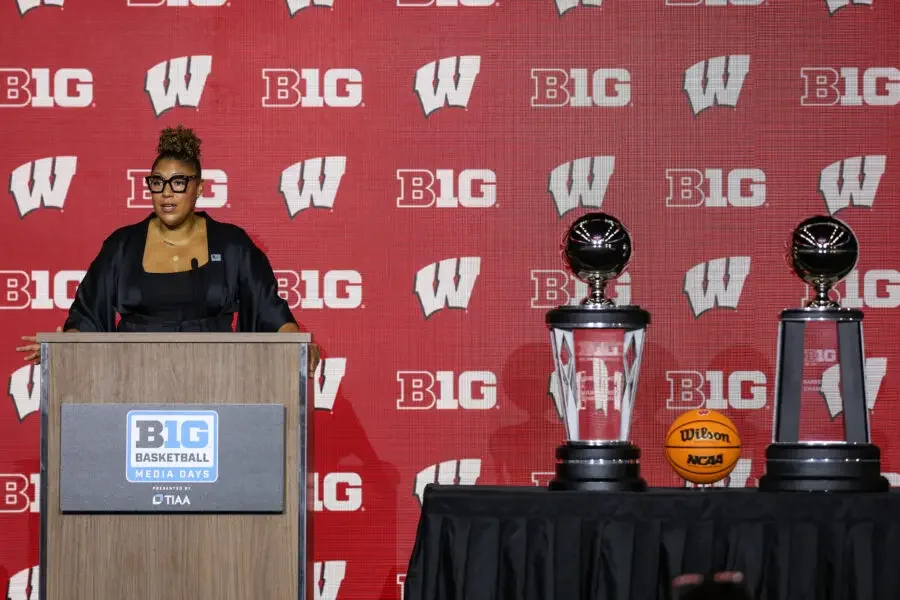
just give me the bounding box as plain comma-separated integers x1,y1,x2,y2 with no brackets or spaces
59,404,286,513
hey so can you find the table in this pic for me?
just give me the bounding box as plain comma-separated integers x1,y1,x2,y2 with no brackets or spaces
403,485,900,600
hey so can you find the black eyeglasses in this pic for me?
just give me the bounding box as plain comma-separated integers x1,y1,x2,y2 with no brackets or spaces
145,175,199,194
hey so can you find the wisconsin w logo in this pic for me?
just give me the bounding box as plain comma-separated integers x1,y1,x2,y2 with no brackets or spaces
287,0,334,15
825,0,872,15
554,0,602,16
413,459,481,505
413,257,481,318
16,0,62,15
9,156,77,218
8,364,40,422
819,155,885,215
683,257,751,317
312,561,346,600
279,156,347,217
821,358,887,419
414,56,481,117
683,55,750,116
144,55,213,117
548,156,615,217
312,357,347,412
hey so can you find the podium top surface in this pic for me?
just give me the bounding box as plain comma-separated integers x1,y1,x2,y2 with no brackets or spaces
37,332,312,344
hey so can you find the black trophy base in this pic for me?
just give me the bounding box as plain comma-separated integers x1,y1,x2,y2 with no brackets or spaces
548,442,647,492
758,442,890,493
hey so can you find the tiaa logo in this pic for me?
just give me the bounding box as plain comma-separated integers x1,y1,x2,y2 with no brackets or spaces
127,410,218,483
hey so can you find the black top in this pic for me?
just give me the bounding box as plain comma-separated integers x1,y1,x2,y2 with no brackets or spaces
63,212,296,333
137,263,211,321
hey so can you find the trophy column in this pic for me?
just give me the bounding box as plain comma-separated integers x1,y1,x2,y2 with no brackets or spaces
545,212,650,492
759,216,888,493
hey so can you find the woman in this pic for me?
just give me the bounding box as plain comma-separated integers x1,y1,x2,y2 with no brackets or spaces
17,125,319,373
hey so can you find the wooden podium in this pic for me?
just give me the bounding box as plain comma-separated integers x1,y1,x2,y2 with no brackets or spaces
36,332,312,600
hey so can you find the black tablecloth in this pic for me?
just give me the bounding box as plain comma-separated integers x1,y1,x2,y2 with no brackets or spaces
403,485,900,600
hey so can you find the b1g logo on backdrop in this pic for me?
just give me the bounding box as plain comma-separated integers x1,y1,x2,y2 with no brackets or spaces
396,0,494,6
262,69,363,108
126,410,218,483
126,169,229,209
396,169,496,208
0,269,85,310
0,68,93,108
16,0,63,15
801,67,900,107
665,168,766,208
531,68,631,108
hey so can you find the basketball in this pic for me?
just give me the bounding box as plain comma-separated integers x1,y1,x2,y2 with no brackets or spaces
665,409,742,485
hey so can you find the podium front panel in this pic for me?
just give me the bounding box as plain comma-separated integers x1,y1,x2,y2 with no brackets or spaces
39,337,310,600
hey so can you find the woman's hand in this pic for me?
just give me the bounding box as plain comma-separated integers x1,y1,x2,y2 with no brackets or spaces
308,343,321,377
16,326,63,365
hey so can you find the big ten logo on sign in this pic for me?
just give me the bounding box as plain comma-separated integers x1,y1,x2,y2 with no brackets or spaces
0,68,93,108
414,56,481,117
666,371,767,410
274,270,362,309
548,156,615,217
127,0,226,5
0,473,39,513
530,270,631,308
396,169,496,208
531,68,631,108
396,371,497,410
313,472,362,512
262,69,362,108
280,157,347,217
9,156,77,218
665,168,766,208
802,67,900,107
801,269,900,309
819,155,885,215
17,0,63,16
126,169,228,209
0,270,85,310
126,410,218,483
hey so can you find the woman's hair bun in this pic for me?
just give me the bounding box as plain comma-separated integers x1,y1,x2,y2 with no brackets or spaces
156,125,202,159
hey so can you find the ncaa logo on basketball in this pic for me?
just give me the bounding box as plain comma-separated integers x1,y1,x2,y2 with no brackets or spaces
126,410,219,484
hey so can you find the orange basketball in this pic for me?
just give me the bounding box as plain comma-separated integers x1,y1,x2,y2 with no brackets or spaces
664,409,742,485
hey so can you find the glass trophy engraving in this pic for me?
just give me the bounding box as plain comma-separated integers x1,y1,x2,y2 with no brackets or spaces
759,215,888,492
546,213,650,491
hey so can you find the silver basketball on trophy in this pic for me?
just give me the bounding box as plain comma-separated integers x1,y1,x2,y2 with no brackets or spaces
789,215,859,309
562,213,632,307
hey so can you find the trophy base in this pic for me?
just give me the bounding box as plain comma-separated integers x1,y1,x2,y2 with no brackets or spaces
759,442,890,493
548,442,647,492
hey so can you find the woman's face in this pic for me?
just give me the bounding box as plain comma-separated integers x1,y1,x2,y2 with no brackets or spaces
147,158,204,229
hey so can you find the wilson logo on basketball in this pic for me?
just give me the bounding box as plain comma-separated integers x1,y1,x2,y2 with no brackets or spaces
679,427,732,444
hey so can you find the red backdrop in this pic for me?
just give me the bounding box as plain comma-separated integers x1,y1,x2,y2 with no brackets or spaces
2,1,898,598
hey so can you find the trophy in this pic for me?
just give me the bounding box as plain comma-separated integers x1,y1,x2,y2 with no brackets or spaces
546,213,650,491
758,215,888,492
